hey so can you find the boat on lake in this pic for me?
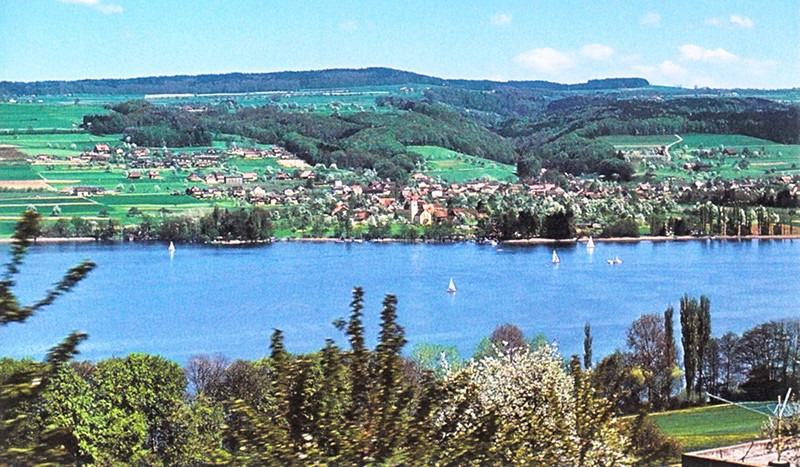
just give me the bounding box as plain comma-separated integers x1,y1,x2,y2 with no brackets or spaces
447,278,457,294
168,241,175,253
587,237,595,249
552,250,560,264
607,256,622,265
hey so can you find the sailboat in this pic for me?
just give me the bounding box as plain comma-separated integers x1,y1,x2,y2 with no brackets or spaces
551,250,560,264
447,278,457,294
168,241,175,253
587,236,595,249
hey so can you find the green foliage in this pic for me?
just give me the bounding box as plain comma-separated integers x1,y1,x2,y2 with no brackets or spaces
680,295,712,399
542,208,576,239
622,412,682,465
411,342,462,377
93,353,187,460
0,212,95,464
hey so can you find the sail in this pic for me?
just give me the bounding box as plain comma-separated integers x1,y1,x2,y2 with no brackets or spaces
447,278,456,293
552,250,560,263
168,241,175,252
587,236,595,249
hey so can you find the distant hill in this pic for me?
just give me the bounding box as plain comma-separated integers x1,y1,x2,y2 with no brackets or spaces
0,67,650,96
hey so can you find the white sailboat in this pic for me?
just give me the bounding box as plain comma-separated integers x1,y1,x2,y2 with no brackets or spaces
587,236,595,249
551,250,560,264
168,241,175,253
447,278,457,294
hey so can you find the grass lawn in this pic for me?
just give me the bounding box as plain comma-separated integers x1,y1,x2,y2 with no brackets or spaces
650,402,772,452
407,145,517,183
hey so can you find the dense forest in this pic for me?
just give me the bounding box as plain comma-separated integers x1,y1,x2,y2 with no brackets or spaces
82,100,517,182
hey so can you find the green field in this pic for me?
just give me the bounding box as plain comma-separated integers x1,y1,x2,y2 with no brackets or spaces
0,132,122,157
408,145,517,183
610,133,800,180
650,402,772,452
0,162,41,180
0,103,108,130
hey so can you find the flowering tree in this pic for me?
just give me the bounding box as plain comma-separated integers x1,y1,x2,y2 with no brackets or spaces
432,343,631,465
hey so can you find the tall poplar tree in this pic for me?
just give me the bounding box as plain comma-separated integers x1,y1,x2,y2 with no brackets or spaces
584,323,593,370
662,306,677,404
680,295,712,399
345,287,369,419
374,294,408,461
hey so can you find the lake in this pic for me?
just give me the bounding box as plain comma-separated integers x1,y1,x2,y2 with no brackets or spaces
2,239,799,364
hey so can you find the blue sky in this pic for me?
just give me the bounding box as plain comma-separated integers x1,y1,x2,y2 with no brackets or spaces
1,0,798,88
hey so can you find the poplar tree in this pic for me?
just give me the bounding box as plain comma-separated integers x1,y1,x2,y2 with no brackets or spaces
346,287,369,418
680,295,712,399
269,328,287,364
374,294,408,461
697,296,712,394
680,295,699,397
662,306,677,404
583,323,593,370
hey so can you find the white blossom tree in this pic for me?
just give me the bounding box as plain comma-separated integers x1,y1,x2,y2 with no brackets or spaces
432,343,631,465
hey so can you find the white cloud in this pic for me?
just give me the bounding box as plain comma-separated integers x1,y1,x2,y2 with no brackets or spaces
490,13,512,27
515,48,575,74
96,3,122,14
658,60,688,78
339,20,358,30
730,15,754,29
580,44,615,61
679,44,738,63
58,0,123,14
640,11,661,26
705,14,754,29
631,62,716,88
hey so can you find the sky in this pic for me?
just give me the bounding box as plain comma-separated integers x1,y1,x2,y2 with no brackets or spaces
1,0,798,89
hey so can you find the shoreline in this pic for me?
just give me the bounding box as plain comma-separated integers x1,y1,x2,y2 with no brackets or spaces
504,234,800,245
2,234,799,246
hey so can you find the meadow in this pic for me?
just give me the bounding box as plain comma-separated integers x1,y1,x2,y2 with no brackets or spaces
650,402,771,452
607,133,800,180
407,145,517,183
0,132,122,157
0,103,108,130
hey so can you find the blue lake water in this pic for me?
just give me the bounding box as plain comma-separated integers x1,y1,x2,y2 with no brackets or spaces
1,240,799,364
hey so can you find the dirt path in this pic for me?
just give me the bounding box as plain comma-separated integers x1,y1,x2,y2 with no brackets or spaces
664,134,683,162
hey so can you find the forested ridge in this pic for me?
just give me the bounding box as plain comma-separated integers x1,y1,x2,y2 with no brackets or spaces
76,88,797,185
0,67,648,95
82,99,517,182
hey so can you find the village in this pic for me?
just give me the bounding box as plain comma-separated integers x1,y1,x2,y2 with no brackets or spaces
28,140,800,239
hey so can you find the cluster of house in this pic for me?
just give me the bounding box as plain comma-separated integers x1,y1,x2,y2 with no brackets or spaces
43,143,298,170
35,141,800,229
